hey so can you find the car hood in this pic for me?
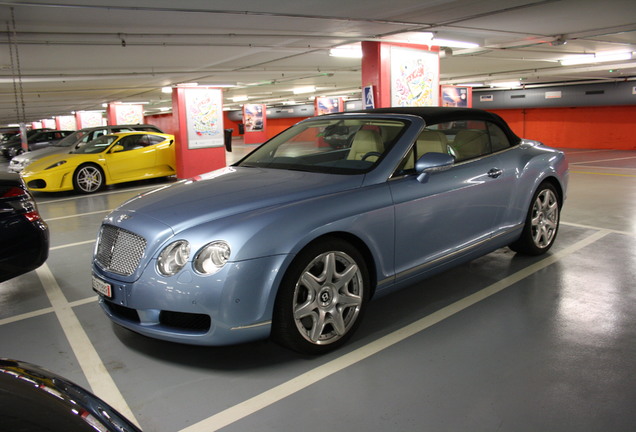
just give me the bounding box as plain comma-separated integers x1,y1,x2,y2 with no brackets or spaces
119,166,364,233
14,146,69,163
23,153,86,172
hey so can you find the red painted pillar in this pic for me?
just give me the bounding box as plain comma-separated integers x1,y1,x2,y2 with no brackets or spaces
172,87,227,179
361,41,392,108
242,104,267,144
361,41,440,108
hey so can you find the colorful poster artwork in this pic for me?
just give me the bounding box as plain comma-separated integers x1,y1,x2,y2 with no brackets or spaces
316,97,341,115
56,115,77,130
115,104,144,125
42,119,56,129
390,47,439,107
441,86,472,107
79,111,104,128
185,88,223,149
244,104,264,131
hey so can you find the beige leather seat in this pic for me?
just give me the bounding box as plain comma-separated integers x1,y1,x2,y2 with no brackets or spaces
347,129,384,161
403,130,449,170
451,129,490,161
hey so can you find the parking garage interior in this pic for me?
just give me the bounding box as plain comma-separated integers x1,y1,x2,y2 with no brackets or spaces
1,1,636,431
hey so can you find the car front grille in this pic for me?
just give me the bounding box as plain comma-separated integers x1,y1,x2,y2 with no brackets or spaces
96,224,147,276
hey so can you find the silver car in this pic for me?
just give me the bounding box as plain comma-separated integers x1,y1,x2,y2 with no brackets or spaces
92,107,568,355
8,124,163,173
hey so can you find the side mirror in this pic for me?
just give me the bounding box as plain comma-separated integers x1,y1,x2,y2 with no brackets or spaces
415,152,455,183
111,144,124,153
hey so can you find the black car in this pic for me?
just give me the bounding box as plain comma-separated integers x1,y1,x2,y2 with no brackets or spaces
0,172,49,283
0,129,73,159
0,359,142,432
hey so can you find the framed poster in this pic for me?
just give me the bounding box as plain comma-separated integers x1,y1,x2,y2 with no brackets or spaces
114,104,144,125
390,46,439,107
78,111,104,128
315,97,342,115
441,86,472,107
184,88,224,149
243,104,264,131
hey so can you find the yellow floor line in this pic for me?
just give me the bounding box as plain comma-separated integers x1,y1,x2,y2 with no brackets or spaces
570,170,636,177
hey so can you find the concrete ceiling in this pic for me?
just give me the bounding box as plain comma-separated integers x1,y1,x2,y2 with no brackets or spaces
1,0,636,126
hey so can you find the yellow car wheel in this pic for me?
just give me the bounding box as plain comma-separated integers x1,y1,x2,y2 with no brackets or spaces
73,164,104,194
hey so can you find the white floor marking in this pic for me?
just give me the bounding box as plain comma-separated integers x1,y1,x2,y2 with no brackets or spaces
570,155,636,165
35,263,140,427
46,209,113,221
0,307,54,326
179,229,611,432
50,239,95,251
37,183,165,205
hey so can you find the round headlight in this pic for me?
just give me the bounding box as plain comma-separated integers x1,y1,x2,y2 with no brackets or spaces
157,240,190,276
193,241,231,275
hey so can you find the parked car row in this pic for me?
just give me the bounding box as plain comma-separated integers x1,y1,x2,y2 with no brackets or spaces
8,124,163,173
0,129,75,159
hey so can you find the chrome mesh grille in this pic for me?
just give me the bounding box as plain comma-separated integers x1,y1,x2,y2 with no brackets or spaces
96,225,147,276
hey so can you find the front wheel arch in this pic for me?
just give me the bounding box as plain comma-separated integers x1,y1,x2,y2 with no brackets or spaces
289,232,378,298
73,163,105,194
271,235,372,354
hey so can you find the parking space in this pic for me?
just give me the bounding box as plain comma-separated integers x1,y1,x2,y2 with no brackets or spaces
1,149,635,431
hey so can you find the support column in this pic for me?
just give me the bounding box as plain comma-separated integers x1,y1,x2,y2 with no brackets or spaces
172,86,227,179
361,41,440,108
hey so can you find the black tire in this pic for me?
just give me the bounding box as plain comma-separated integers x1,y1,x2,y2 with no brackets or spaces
272,238,369,355
510,181,561,255
73,164,104,194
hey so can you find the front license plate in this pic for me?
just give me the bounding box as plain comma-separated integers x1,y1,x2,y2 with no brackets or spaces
92,275,112,298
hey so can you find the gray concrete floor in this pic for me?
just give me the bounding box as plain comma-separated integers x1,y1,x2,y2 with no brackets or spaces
1,146,635,431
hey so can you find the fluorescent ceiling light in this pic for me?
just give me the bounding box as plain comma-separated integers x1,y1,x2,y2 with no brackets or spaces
560,51,633,66
292,86,316,94
382,32,479,49
431,38,479,49
232,95,249,102
330,44,363,58
490,81,522,88
161,87,173,93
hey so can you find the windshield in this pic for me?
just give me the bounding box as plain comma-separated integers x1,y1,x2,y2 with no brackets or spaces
71,134,118,154
236,117,407,174
53,130,84,147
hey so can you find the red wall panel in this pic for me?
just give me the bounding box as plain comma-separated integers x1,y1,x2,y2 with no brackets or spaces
144,113,178,136
490,106,636,150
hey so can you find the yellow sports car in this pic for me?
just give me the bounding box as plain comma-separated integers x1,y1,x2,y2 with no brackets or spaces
21,132,176,194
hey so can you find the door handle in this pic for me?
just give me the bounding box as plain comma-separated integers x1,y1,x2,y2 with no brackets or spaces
487,168,503,178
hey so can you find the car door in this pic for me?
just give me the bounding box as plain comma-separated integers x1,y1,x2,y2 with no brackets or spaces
105,134,159,181
389,122,511,283
29,132,55,151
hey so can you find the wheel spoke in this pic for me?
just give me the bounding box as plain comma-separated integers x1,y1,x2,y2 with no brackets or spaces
327,311,346,336
332,262,358,290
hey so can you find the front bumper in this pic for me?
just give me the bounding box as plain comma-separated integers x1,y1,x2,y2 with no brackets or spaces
92,253,290,346
21,168,74,192
8,159,27,173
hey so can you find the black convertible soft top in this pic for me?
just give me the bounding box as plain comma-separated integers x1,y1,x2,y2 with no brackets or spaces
355,106,522,146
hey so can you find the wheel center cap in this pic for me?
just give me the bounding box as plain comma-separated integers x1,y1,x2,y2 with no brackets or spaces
319,287,334,306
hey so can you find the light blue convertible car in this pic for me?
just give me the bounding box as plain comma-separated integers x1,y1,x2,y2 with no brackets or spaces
92,107,568,354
